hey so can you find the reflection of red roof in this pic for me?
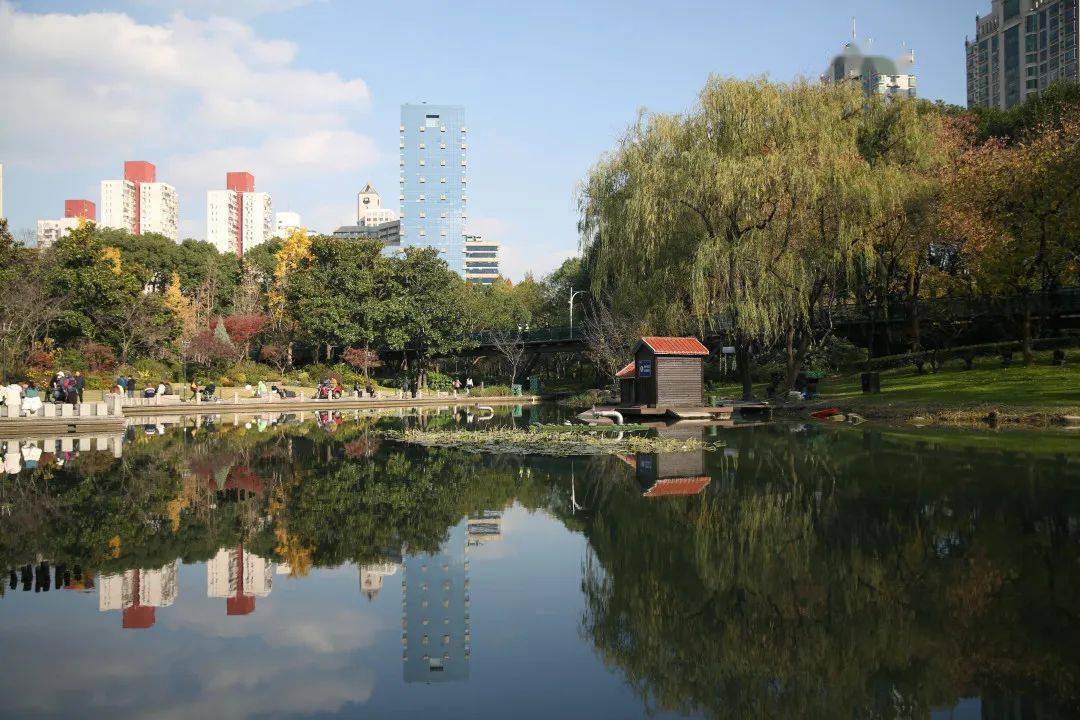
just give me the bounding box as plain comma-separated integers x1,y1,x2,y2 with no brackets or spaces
616,453,637,468
224,466,263,494
616,361,636,379
639,337,709,356
227,595,256,616
643,476,712,498
122,605,156,629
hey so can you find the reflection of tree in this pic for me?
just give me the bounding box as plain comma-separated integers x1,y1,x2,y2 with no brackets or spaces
578,427,1080,719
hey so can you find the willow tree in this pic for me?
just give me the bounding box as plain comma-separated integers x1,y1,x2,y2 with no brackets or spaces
580,77,944,397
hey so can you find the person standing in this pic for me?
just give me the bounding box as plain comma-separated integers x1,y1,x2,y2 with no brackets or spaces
73,371,85,404
125,376,135,399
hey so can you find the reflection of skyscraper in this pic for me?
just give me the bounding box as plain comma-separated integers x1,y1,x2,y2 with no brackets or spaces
207,546,272,616
98,561,179,629
359,561,400,600
402,523,470,683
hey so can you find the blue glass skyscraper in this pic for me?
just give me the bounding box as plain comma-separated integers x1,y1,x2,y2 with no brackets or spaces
399,104,467,275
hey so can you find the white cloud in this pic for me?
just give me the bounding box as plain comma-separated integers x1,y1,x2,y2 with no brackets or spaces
0,2,370,166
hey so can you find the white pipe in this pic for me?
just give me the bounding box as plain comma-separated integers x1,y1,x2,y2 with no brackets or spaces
592,409,624,425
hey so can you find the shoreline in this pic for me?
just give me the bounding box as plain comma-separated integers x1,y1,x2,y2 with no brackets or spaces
776,400,1080,430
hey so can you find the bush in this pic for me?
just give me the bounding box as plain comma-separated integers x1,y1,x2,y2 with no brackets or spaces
426,370,454,391
471,384,511,397
81,342,117,373
128,358,176,385
216,360,281,387
806,336,867,373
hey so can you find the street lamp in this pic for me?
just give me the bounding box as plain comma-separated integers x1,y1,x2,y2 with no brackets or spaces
569,288,588,338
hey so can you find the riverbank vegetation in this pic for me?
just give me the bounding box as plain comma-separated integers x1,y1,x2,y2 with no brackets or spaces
578,78,1079,399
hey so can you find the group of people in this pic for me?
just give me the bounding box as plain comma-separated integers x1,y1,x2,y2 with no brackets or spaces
452,377,475,394
1,371,87,416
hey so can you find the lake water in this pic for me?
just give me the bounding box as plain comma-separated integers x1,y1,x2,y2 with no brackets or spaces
1,407,1077,719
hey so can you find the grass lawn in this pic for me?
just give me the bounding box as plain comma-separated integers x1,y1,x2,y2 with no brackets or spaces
711,350,1080,426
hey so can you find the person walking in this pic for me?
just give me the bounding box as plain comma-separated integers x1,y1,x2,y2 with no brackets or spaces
465,377,474,395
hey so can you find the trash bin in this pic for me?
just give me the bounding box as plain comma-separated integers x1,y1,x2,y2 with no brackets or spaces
529,376,541,394
805,371,823,399
510,383,523,396
860,372,881,394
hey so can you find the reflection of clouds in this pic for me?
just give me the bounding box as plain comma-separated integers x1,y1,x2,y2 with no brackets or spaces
0,562,381,720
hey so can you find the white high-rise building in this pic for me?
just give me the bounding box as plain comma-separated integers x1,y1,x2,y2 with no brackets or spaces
357,183,398,227
36,218,80,248
206,172,271,256
101,180,136,233
139,182,180,241
242,192,273,252
274,211,302,238
99,161,179,240
207,190,239,253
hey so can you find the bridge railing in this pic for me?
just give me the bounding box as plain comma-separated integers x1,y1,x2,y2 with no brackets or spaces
464,287,1080,349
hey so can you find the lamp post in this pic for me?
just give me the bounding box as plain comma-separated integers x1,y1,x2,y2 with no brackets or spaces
569,288,588,339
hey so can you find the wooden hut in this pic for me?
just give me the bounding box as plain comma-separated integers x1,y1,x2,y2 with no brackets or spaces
631,337,709,408
616,361,637,405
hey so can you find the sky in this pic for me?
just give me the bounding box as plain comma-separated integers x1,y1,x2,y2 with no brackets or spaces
0,0,988,280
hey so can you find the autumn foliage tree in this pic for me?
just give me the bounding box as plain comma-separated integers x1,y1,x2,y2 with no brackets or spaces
941,109,1080,363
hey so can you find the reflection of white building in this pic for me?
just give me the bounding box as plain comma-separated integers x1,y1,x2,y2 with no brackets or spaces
467,510,503,545
359,561,400,600
98,561,179,629
207,546,272,616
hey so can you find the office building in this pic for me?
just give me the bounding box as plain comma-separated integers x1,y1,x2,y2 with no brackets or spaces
402,522,470,683
332,219,401,248
207,172,273,256
98,561,179,630
824,24,916,99
100,161,179,240
274,211,302,238
207,545,273,616
400,104,468,275
966,0,1078,109
36,198,96,248
463,235,500,285
358,183,398,226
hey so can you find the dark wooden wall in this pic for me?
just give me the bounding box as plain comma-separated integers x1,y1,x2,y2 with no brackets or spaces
655,355,703,407
634,346,658,406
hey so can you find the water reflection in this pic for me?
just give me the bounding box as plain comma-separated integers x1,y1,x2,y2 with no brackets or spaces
0,414,1077,718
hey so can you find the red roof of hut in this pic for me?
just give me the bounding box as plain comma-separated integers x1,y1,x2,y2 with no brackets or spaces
615,361,636,379
638,337,709,356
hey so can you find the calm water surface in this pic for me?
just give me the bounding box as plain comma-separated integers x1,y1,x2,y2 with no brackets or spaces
1,407,1077,719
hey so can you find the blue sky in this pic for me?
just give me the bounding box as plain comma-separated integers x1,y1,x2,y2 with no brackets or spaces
1,0,986,279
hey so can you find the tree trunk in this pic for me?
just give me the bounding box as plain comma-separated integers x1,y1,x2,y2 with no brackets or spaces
736,337,753,401
783,328,810,393
1021,302,1034,365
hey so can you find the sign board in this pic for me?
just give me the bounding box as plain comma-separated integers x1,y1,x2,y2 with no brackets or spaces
637,359,653,378
721,346,736,354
